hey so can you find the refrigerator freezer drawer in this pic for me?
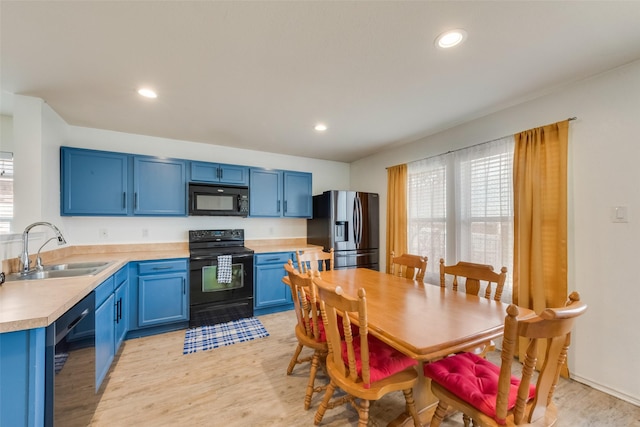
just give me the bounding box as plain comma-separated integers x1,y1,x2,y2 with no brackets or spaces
335,250,379,270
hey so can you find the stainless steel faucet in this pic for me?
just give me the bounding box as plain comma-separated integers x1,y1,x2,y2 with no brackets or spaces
19,222,67,274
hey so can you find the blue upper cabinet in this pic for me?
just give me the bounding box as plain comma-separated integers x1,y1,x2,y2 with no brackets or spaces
283,171,312,218
249,168,312,218
249,169,282,217
133,156,186,216
190,161,249,186
61,147,129,215
61,147,187,216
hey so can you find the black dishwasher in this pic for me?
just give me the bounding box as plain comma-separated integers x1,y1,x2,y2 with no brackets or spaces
45,292,97,426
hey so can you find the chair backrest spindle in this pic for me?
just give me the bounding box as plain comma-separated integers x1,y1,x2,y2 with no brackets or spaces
439,258,507,301
297,248,334,275
389,251,427,282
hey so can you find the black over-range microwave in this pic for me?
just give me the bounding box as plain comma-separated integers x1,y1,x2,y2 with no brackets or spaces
188,183,249,216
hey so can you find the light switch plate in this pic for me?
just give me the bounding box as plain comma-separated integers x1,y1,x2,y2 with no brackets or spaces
611,206,629,223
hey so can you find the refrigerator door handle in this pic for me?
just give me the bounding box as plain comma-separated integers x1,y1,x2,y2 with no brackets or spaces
358,195,362,246
353,194,362,247
352,197,357,246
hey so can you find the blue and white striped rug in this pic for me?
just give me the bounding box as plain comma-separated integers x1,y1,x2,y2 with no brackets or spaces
183,317,269,354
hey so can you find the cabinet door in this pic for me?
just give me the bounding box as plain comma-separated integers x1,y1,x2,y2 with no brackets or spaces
218,164,249,185
283,171,312,218
95,294,115,390
114,280,128,353
249,168,282,217
190,161,220,182
138,273,188,327
61,147,128,216
254,253,293,309
133,156,187,216
0,328,46,427
190,162,249,186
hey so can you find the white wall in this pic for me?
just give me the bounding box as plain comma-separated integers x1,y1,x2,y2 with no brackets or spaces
0,115,13,153
59,126,350,245
351,59,640,405
5,58,639,405
3,98,350,255
4,97,68,258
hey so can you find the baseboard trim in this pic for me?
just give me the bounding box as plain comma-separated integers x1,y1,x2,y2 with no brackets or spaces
571,374,640,407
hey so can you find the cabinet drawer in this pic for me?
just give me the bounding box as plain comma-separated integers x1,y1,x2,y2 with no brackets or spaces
138,259,187,275
255,252,293,265
95,276,115,307
115,266,127,286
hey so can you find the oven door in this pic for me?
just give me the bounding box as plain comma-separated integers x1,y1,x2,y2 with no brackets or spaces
189,253,254,326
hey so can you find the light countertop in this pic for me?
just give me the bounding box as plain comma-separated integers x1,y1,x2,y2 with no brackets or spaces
0,240,321,333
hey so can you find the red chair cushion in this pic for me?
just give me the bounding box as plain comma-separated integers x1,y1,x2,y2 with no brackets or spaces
312,313,359,342
310,315,327,342
424,352,535,425
342,335,417,388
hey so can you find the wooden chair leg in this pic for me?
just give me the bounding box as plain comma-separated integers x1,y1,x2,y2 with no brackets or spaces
314,381,336,425
357,399,370,427
402,388,421,427
463,413,472,427
287,344,304,375
304,352,321,410
430,401,448,427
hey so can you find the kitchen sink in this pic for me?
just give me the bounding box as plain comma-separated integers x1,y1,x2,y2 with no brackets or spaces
4,261,115,282
44,261,112,271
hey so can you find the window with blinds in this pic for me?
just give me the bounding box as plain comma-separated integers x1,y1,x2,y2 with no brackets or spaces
407,157,447,273
0,152,14,234
407,136,514,301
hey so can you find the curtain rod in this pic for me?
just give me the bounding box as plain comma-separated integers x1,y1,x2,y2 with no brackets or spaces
386,117,577,170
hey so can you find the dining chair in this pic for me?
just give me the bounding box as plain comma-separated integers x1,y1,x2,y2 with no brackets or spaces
424,291,587,427
389,251,428,282
312,275,422,427
440,258,508,357
439,258,507,301
283,260,328,410
297,248,334,274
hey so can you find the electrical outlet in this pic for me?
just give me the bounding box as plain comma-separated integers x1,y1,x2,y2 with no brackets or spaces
99,228,109,239
142,228,149,238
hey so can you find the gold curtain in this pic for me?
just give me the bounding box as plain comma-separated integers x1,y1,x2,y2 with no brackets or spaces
386,164,408,273
513,120,569,372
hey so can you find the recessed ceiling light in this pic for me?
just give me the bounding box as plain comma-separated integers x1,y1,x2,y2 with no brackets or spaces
314,123,327,132
435,29,467,49
137,88,158,99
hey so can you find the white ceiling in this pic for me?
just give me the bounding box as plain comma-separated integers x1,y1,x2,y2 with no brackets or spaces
2,1,640,163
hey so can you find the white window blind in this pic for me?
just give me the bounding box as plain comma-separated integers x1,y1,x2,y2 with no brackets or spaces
0,151,14,234
407,155,447,276
407,136,514,302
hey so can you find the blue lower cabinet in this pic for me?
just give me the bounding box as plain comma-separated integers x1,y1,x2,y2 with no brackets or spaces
133,259,189,331
95,292,116,390
254,252,294,315
0,328,46,427
114,273,129,352
94,268,129,391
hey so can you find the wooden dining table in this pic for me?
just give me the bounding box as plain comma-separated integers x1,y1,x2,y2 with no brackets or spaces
310,267,534,426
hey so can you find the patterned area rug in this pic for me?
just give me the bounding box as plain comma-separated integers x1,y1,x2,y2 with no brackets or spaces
183,317,269,354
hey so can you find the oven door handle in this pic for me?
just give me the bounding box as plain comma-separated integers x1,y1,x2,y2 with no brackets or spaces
190,254,254,261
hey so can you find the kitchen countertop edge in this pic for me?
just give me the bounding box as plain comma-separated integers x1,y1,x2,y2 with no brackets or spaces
0,248,188,333
1,240,323,333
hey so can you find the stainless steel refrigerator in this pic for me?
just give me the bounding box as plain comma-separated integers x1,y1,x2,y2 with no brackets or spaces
307,190,379,270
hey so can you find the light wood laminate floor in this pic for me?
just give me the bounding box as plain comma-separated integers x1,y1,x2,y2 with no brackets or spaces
81,311,639,426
